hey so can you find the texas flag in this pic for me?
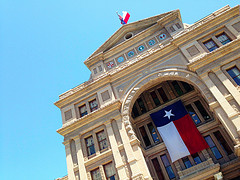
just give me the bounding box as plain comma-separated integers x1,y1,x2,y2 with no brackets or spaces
117,11,130,25
150,100,209,162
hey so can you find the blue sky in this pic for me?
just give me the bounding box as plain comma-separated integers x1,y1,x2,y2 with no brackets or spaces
0,0,239,179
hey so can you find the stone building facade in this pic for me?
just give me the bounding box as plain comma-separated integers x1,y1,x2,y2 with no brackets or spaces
55,5,240,180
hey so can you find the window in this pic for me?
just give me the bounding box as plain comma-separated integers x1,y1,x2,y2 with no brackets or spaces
157,87,169,103
186,104,201,125
91,168,102,180
171,81,184,96
152,158,164,180
79,104,88,117
185,100,211,125
216,33,231,45
175,23,181,29
97,130,108,151
192,153,202,165
150,91,161,106
169,26,175,32
104,162,116,180
203,39,218,52
131,96,147,118
182,157,192,169
85,136,95,156
139,126,151,147
147,123,160,143
160,155,175,179
89,99,98,112
227,66,240,85
93,68,97,74
137,97,147,114
213,131,233,155
204,135,222,160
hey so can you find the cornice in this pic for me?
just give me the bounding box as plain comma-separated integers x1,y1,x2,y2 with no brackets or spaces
188,38,240,72
57,100,121,136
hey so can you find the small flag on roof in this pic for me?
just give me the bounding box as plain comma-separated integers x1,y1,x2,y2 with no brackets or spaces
116,11,130,25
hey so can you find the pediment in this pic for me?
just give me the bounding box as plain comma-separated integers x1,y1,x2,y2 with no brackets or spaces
87,10,177,60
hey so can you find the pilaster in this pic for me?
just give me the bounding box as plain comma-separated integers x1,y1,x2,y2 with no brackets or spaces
73,135,88,180
116,118,144,179
105,121,129,180
64,140,76,180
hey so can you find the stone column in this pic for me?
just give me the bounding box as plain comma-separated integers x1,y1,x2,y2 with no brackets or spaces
202,76,240,138
64,140,76,180
116,118,144,179
74,135,88,180
214,68,240,106
105,121,129,180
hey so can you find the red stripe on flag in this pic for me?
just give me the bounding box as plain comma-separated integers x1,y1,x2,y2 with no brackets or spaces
124,13,130,24
173,115,209,154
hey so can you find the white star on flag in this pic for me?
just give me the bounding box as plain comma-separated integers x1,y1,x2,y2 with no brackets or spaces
164,109,174,119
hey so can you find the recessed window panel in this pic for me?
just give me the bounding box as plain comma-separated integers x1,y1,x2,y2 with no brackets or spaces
91,168,102,180
203,39,218,52
161,155,175,179
171,81,183,96
79,104,88,117
89,99,98,112
139,126,151,147
227,66,240,85
147,123,160,143
157,87,169,103
150,91,161,106
137,97,147,114
194,100,211,121
104,162,116,180
205,136,222,160
192,153,202,164
152,158,164,180
85,136,95,156
213,131,233,155
186,104,201,125
97,130,108,150
182,157,192,169
216,33,231,45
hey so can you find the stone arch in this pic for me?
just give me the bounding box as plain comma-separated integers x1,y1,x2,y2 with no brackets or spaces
121,68,215,139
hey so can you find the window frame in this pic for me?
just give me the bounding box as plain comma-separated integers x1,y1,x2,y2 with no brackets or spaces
226,65,240,86
89,98,99,112
103,162,117,180
79,104,88,117
96,130,108,152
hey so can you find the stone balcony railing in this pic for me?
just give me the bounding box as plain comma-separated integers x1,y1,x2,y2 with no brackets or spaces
178,158,220,180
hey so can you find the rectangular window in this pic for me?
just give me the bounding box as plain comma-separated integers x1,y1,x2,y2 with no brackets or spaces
137,97,147,114
194,100,211,121
169,26,175,32
203,39,218,52
91,168,102,180
160,155,175,179
89,99,98,112
227,66,240,85
216,33,231,45
139,126,151,147
147,123,160,143
85,136,96,156
97,130,108,151
171,81,183,96
104,162,116,180
150,91,161,106
79,104,88,117
132,103,140,117
176,23,181,29
157,87,169,103
192,153,202,165
152,158,164,180
182,157,192,169
204,135,222,160
213,131,233,155
185,104,201,125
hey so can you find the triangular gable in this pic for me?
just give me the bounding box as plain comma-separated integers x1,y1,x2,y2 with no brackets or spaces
86,10,177,62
